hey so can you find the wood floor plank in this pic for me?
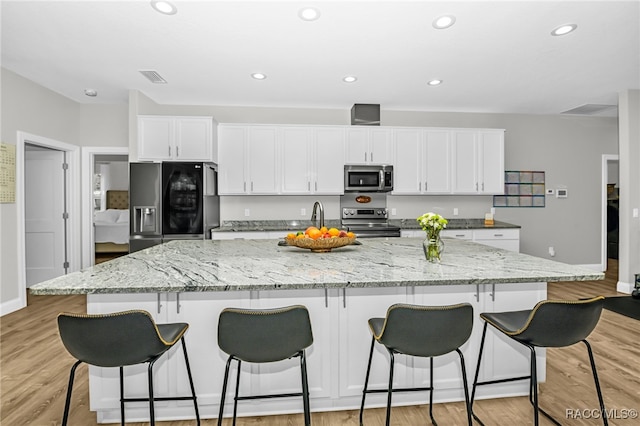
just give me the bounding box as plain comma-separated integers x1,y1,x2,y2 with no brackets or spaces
2,260,637,425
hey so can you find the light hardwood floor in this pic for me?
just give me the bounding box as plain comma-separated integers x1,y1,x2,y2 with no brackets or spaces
2,260,638,425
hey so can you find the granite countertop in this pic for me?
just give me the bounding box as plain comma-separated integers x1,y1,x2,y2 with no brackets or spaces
30,238,602,295
213,219,520,233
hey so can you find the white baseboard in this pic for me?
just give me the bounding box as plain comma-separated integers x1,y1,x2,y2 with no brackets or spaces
0,297,26,317
577,263,604,271
616,281,634,294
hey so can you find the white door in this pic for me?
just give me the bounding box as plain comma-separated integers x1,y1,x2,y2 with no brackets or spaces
25,147,66,286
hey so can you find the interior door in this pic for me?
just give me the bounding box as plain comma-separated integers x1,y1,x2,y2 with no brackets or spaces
25,147,66,286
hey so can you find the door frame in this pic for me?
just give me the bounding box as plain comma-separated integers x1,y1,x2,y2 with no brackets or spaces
17,132,80,308
81,147,129,268
601,154,619,272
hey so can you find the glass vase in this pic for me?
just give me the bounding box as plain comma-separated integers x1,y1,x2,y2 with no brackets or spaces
423,236,444,263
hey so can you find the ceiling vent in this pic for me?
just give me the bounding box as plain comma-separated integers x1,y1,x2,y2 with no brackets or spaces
351,104,380,125
561,104,616,115
139,70,168,84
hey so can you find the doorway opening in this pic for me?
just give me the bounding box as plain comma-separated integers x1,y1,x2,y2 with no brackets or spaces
601,154,619,277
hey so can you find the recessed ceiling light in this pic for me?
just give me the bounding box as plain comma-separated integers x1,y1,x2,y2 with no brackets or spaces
150,1,177,15
299,7,320,21
427,79,443,86
343,76,357,83
433,15,456,29
251,73,267,80
84,89,98,97
551,23,577,36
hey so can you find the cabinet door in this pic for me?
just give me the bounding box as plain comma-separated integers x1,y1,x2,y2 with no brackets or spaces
314,127,345,194
281,127,312,194
412,285,482,400
369,128,393,164
138,116,173,161
338,287,410,398
473,229,520,252
393,128,422,194
475,283,546,398
424,130,452,193
247,126,278,194
452,131,478,193
175,118,212,161
253,289,334,400
345,127,369,163
478,131,504,194
86,294,171,413
218,126,247,194
171,292,251,410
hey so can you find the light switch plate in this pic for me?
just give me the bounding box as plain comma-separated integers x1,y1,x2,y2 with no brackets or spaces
556,188,568,198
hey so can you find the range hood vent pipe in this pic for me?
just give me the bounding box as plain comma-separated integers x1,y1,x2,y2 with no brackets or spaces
351,104,380,126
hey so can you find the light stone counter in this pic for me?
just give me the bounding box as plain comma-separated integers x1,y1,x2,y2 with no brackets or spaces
30,237,603,295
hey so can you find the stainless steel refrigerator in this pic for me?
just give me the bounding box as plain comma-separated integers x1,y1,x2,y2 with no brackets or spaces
129,162,219,253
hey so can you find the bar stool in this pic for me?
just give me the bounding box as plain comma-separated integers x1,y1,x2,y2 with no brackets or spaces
470,296,607,426
359,303,474,426
57,310,200,426
217,305,314,426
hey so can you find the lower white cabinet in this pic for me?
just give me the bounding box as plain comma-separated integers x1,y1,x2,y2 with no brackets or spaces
402,228,520,253
86,279,544,422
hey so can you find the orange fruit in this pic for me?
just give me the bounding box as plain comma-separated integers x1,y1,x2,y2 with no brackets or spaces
320,226,328,234
296,234,306,239
286,233,296,239
305,226,319,235
307,228,322,240
328,227,340,237
346,231,356,238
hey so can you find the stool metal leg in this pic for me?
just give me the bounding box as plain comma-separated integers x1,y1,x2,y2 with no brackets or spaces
61,360,82,426
359,336,376,426
385,350,395,426
180,337,201,425
233,359,242,426
583,339,608,426
148,359,158,426
218,355,234,426
455,348,473,426
470,321,488,425
428,357,436,426
299,350,311,426
119,366,125,426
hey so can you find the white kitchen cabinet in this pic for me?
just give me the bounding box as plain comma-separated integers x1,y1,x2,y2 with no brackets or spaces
218,125,278,195
393,128,451,194
473,229,520,252
280,126,345,195
451,129,504,194
138,116,214,162
345,127,393,164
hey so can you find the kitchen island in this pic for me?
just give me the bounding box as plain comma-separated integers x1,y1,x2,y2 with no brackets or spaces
30,238,603,423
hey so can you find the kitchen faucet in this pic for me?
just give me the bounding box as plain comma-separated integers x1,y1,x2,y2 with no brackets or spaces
311,201,324,229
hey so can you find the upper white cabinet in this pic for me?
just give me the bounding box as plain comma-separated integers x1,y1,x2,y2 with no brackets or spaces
345,127,393,164
138,116,215,162
219,124,345,196
218,125,278,195
452,129,504,194
393,128,452,194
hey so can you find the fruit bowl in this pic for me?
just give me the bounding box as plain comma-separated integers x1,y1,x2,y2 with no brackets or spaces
285,236,357,253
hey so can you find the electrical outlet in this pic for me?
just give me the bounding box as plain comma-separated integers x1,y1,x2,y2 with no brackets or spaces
548,246,555,257
453,208,459,216
244,208,250,217
301,208,306,216
490,207,496,215
391,208,397,216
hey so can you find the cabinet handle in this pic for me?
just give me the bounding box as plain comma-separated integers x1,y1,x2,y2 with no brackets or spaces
315,182,318,191
364,152,367,162
177,292,181,314
157,293,162,314
494,233,504,237
490,283,495,301
482,182,484,191
475,284,480,302
244,182,246,192
419,182,421,191
425,181,428,191
475,182,478,191
370,152,373,162
324,288,328,308
168,146,171,157
308,181,310,191
342,288,346,308
455,234,466,237
251,182,254,191
176,146,179,158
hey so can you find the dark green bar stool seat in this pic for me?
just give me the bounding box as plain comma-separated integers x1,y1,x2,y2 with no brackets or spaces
57,310,200,426
470,296,607,426
359,303,474,426
217,305,314,426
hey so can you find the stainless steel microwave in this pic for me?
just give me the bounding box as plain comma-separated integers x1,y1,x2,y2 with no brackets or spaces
344,165,393,192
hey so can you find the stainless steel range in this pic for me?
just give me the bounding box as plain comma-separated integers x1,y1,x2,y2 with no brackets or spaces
340,192,401,238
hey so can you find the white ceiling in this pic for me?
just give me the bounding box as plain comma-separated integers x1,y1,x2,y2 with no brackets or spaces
2,0,639,116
